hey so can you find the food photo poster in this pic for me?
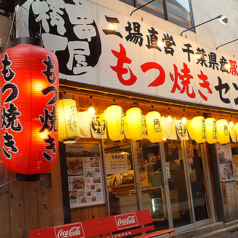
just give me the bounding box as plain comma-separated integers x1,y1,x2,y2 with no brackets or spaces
66,142,105,208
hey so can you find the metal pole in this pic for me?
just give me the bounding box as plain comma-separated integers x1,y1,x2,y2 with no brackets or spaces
180,15,221,36
216,38,238,50
130,0,155,16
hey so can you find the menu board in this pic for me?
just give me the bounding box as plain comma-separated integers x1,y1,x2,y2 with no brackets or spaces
66,142,105,208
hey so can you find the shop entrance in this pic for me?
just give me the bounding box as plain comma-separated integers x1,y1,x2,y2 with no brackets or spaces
104,138,215,232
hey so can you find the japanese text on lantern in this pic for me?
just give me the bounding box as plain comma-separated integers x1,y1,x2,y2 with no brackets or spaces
1,53,21,159
40,55,58,162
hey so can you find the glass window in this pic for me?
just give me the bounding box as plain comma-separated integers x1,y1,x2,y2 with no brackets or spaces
137,0,165,19
120,0,193,29
104,138,138,215
167,0,193,28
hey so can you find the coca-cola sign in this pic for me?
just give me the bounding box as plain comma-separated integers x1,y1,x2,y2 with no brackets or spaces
54,223,85,238
114,212,139,230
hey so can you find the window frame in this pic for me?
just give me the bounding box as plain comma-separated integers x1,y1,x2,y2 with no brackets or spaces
119,0,194,29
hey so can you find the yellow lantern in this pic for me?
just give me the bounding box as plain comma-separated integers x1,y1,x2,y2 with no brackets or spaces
124,116,132,139
146,111,163,143
205,118,218,144
59,97,78,143
187,116,206,143
125,107,146,141
105,105,125,141
187,120,195,140
233,122,238,142
216,118,229,144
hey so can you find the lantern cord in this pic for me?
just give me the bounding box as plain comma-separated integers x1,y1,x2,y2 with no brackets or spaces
21,5,42,39
5,11,16,50
0,177,19,189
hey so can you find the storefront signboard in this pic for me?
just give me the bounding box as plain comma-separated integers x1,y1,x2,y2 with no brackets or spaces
66,142,105,208
16,1,238,110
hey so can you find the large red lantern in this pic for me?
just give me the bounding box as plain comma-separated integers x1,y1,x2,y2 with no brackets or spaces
0,37,59,177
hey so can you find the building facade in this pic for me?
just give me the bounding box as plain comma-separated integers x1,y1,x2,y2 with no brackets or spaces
1,0,238,237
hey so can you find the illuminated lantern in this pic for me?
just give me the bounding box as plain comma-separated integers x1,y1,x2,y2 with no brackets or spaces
188,116,206,143
126,107,146,141
146,111,163,143
0,37,59,177
234,123,238,142
187,120,195,140
59,97,78,143
205,118,218,144
216,118,229,144
124,116,132,139
105,104,125,141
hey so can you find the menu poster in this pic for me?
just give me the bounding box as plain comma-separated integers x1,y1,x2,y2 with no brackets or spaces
233,155,238,182
216,144,235,182
66,142,105,208
105,153,128,174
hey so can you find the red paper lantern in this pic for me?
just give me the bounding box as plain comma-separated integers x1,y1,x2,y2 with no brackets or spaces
0,37,59,176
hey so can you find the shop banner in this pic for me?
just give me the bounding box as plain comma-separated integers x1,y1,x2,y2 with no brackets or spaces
77,111,92,138
91,114,107,139
175,120,189,140
16,1,238,110
229,125,237,143
66,142,105,208
161,117,178,140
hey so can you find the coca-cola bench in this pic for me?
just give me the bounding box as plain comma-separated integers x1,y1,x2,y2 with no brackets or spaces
29,209,175,238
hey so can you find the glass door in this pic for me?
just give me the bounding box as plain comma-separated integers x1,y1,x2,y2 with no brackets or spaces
163,139,192,227
162,139,214,229
138,140,170,231
184,140,209,222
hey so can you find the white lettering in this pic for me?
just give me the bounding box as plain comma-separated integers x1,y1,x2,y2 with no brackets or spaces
117,216,136,227
57,227,81,238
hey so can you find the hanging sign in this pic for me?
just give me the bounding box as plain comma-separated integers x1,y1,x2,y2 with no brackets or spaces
91,114,107,139
161,117,177,140
77,111,92,138
175,120,189,140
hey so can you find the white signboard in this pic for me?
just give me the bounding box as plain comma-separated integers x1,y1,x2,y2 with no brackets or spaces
16,1,238,110
105,153,128,174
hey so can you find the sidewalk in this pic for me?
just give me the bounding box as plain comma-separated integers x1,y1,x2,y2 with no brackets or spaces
194,225,238,238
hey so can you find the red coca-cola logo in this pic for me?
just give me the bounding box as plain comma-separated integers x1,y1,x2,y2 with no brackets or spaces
115,212,139,230
54,223,85,238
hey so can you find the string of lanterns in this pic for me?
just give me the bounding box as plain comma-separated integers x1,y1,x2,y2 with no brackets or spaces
59,97,236,145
